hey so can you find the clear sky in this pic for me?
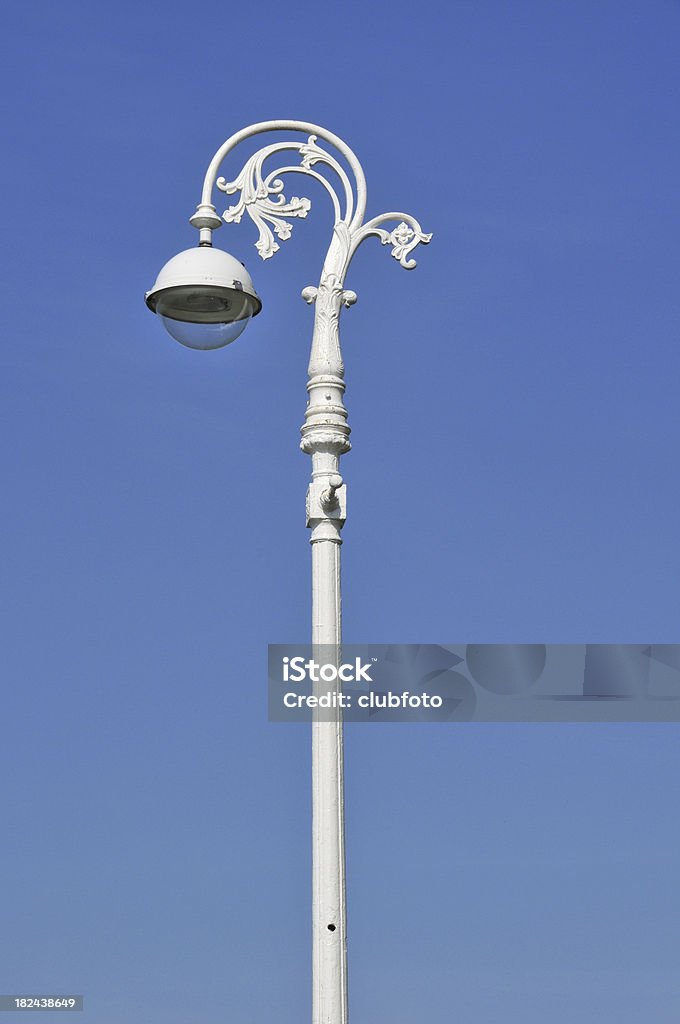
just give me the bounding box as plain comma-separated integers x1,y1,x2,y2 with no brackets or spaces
2,1,680,1021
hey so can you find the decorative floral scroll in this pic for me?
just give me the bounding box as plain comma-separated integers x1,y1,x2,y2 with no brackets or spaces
215,135,431,270
217,155,312,260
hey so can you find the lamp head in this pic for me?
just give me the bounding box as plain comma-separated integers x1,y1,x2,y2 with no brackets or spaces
145,246,262,350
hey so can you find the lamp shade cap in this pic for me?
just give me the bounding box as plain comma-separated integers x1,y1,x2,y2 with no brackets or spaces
145,246,262,317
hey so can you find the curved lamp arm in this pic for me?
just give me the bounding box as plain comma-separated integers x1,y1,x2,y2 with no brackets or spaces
190,119,431,282
195,119,368,231
189,120,431,455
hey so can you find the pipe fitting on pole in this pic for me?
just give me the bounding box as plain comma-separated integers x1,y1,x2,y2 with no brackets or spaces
321,474,343,512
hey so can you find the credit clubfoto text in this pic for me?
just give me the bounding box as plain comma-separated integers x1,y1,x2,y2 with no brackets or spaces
282,691,443,709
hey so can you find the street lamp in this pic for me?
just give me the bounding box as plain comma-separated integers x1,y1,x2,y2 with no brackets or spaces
146,120,431,1024
145,246,261,349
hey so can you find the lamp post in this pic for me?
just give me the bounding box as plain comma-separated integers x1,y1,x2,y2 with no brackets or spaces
146,120,431,1024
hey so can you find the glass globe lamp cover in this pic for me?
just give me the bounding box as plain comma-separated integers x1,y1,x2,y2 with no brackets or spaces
146,247,262,350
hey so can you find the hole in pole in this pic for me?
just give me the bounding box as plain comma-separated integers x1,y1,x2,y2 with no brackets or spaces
327,924,336,932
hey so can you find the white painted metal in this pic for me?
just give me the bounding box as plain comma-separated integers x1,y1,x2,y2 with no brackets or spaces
191,122,431,1024
145,246,262,314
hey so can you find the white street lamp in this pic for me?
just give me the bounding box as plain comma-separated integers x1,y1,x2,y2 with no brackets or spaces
146,246,261,349
146,120,431,1024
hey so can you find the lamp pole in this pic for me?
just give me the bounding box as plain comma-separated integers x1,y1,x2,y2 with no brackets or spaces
146,120,431,1024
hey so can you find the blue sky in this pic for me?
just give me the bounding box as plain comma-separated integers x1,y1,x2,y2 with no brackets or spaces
2,0,680,1021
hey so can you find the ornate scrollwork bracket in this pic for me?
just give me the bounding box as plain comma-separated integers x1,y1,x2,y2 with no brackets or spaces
192,120,431,462
195,122,431,283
